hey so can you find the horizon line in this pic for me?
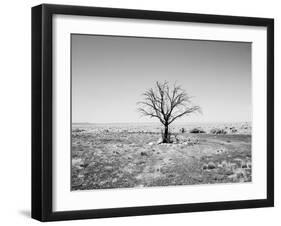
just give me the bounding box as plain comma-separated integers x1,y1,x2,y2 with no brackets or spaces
73,121,252,124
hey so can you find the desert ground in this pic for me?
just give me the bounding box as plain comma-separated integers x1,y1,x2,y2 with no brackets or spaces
71,122,252,190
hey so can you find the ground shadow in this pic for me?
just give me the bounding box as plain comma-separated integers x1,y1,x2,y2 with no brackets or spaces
19,210,30,218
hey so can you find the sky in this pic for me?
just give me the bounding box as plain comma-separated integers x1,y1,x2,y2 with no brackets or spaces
71,34,251,124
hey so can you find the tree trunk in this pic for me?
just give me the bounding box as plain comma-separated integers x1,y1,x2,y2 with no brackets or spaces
162,124,170,143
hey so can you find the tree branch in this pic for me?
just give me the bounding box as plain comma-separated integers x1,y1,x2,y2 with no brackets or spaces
137,81,201,127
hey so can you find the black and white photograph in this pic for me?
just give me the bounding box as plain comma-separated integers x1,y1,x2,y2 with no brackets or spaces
71,34,252,190
29,3,274,222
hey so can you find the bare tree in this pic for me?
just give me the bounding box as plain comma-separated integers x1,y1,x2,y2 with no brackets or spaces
138,81,201,143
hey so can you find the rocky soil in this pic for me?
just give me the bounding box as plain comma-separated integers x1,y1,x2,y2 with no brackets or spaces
71,124,251,190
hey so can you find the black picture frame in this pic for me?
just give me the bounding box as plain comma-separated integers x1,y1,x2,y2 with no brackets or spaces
32,3,274,222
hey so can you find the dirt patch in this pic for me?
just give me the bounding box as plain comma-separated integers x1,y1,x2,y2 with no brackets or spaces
71,127,251,191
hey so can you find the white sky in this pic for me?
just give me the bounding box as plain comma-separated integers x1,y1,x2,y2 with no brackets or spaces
72,34,251,124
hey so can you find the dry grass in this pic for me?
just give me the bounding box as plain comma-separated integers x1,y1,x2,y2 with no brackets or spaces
71,125,251,190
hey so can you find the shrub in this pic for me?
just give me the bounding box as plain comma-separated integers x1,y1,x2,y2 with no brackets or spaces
72,128,85,133
210,128,227,135
189,127,206,134
180,128,186,133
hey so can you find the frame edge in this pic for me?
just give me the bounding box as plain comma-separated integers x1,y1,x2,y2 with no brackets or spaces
32,4,54,222
266,19,274,207
31,4,44,221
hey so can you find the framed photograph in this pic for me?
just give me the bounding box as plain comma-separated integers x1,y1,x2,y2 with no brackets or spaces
32,4,274,221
